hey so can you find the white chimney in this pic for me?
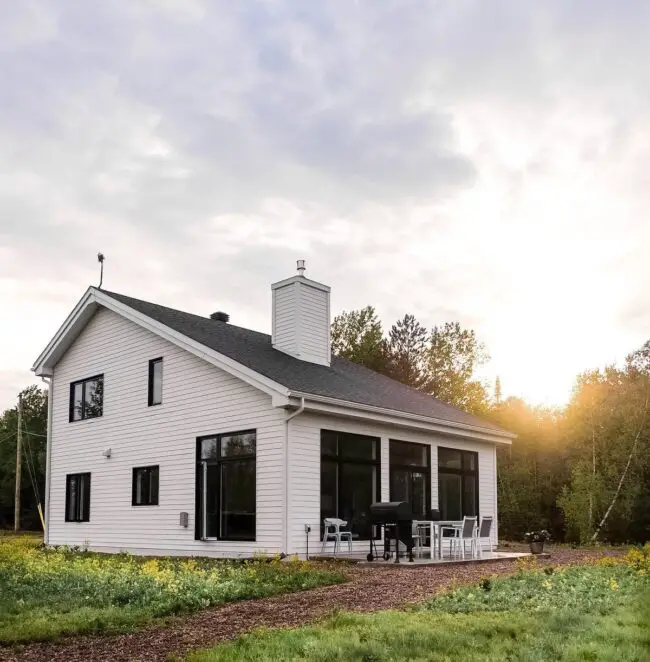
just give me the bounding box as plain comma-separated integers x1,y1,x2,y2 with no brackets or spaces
272,261,331,366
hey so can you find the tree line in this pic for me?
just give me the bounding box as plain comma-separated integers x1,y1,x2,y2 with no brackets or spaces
1,311,648,543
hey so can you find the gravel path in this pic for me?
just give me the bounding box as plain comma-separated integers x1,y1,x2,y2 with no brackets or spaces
1,549,619,662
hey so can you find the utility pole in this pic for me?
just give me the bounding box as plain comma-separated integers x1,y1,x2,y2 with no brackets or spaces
14,393,23,532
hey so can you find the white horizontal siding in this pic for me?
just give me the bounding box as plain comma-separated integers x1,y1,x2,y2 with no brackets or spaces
272,285,297,354
48,307,286,557
298,285,329,364
288,413,499,557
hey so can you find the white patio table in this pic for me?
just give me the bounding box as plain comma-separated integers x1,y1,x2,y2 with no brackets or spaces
412,520,462,559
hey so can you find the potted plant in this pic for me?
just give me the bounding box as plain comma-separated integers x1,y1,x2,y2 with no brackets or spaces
524,530,551,554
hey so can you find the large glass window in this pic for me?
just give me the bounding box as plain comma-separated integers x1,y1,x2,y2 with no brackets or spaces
320,430,380,539
438,447,478,520
65,473,91,522
69,375,104,421
196,431,256,541
389,440,430,519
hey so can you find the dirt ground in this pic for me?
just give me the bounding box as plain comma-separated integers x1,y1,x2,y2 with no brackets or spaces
1,547,621,662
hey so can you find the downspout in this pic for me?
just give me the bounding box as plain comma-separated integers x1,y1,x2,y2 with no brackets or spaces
41,376,53,545
284,397,305,555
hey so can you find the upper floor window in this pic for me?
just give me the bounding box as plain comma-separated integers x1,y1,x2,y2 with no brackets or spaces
69,375,104,422
148,358,163,406
132,465,159,506
65,472,91,522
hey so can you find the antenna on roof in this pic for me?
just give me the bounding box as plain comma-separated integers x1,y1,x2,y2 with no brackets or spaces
97,252,105,289
297,259,306,276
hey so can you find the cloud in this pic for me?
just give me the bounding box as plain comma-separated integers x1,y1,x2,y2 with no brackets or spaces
1,1,650,408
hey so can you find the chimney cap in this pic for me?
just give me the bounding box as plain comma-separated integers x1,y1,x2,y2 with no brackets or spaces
210,311,229,323
297,259,306,276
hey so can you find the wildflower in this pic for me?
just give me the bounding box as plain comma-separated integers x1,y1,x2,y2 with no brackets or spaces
609,578,619,591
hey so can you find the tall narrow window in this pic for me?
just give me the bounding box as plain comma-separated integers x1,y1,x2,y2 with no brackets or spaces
438,448,478,520
148,358,163,406
69,375,104,421
65,473,91,522
320,430,380,540
196,431,256,541
390,440,430,519
132,466,159,506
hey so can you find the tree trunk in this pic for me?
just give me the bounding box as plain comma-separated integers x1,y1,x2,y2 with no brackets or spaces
591,389,649,542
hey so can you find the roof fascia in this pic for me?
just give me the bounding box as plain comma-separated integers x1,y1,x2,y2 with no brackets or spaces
287,391,514,444
32,287,96,376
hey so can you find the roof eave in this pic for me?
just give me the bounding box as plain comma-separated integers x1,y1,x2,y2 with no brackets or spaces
287,391,515,444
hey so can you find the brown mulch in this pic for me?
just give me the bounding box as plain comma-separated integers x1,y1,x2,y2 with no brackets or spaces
0,549,622,662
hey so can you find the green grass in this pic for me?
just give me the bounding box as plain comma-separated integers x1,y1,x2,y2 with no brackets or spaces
189,564,650,662
0,535,345,644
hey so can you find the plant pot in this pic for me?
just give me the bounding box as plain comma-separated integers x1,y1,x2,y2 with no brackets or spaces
530,541,544,554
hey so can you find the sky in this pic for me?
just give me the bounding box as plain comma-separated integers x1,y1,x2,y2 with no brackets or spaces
2,0,650,412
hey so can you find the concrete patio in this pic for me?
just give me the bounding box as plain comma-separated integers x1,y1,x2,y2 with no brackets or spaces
311,550,531,566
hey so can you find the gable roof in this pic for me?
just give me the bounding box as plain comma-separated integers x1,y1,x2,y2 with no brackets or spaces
96,290,509,436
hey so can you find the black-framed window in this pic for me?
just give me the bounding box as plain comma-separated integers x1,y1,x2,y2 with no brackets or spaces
320,430,380,540
69,375,104,422
132,466,159,506
148,358,163,406
196,430,256,541
438,447,479,520
390,440,430,520
65,473,91,522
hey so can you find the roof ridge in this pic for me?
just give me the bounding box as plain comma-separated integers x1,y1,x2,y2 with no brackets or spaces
100,289,272,340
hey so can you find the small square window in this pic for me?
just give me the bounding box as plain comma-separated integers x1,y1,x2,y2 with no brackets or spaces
148,358,163,406
69,375,104,422
132,466,159,506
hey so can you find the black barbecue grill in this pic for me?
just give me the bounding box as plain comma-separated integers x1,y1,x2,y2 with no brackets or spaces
368,501,415,563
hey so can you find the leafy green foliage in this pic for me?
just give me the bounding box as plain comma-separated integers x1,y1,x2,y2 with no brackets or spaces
330,306,387,373
190,566,650,661
0,536,344,643
423,564,645,615
427,322,489,414
0,385,47,530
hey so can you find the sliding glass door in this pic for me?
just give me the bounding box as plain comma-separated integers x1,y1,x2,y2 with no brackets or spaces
389,440,430,519
320,430,380,539
438,447,478,520
196,430,256,541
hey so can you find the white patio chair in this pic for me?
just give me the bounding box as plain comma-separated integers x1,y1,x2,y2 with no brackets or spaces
450,516,478,559
476,516,494,558
321,518,353,555
438,522,460,559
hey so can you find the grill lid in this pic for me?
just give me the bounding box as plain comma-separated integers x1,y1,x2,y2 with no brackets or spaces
369,501,412,522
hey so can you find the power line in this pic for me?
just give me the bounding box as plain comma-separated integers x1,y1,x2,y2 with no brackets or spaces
0,430,16,445
21,419,42,506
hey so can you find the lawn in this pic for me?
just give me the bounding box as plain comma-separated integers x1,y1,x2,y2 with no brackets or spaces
189,549,650,662
0,535,345,644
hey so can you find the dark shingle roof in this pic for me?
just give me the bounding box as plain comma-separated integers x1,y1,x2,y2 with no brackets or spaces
101,290,508,435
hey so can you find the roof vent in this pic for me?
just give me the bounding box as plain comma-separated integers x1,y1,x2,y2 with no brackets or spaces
210,311,229,323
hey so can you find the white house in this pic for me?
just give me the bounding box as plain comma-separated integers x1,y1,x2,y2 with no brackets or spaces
32,263,514,558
